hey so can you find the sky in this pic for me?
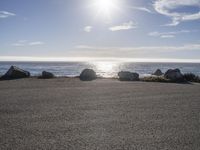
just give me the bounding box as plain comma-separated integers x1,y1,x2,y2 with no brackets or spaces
0,0,200,62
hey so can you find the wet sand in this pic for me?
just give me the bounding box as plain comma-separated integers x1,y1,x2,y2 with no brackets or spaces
0,78,200,150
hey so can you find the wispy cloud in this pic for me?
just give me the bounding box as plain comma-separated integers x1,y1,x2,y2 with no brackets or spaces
0,56,200,63
148,30,194,38
12,40,45,47
130,6,152,13
109,21,137,31
0,11,15,18
84,26,93,32
69,43,200,62
74,43,200,58
160,35,175,38
75,44,200,52
154,0,200,26
29,41,45,46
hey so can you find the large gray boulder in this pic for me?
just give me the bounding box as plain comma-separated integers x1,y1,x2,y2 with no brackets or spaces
153,69,163,76
118,71,139,81
164,69,184,82
80,69,97,81
1,66,30,80
40,71,54,79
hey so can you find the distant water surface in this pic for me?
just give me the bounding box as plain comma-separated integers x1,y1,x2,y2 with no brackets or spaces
0,61,200,78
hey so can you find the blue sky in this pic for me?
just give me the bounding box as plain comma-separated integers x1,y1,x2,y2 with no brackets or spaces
0,0,200,62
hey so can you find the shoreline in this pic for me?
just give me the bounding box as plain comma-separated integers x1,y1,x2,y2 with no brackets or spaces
1,76,199,84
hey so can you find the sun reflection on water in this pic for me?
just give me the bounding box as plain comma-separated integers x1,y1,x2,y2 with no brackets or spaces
91,61,120,78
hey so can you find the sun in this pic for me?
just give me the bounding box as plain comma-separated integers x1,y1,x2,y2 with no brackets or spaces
91,0,120,20
95,0,115,14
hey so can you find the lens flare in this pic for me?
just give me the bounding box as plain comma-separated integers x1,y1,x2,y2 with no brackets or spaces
91,0,120,20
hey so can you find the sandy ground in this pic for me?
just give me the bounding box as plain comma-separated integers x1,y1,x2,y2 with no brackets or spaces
0,78,200,150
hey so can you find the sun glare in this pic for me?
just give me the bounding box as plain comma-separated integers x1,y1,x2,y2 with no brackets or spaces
96,0,115,14
91,0,120,20
96,61,114,72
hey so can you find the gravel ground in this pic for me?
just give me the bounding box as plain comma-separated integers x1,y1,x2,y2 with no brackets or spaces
0,78,200,150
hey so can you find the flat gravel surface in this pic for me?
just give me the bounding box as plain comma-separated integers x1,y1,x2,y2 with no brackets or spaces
0,78,200,150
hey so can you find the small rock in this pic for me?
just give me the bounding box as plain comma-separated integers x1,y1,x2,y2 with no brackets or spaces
153,69,163,76
118,71,139,81
164,68,184,82
80,69,97,81
41,71,54,79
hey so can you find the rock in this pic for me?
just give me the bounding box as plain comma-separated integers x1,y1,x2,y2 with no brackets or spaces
118,71,139,81
184,73,196,82
40,71,54,79
164,69,184,82
80,69,97,81
1,66,30,80
153,69,163,76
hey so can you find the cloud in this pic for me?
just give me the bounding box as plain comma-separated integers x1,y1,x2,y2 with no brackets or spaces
71,43,200,61
75,45,94,49
12,43,26,47
160,35,175,38
12,40,26,47
109,21,137,31
0,56,200,63
0,11,15,18
12,40,45,47
131,6,152,13
29,41,45,46
74,43,200,58
148,30,195,38
154,0,200,26
84,26,93,32
75,44,200,52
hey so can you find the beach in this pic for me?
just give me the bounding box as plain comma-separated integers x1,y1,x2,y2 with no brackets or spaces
0,78,200,149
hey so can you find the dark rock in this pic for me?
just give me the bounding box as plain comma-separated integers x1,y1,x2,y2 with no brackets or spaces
184,73,200,82
164,69,184,82
80,69,97,81
40,71,54,79
118,71,139,81
153,69,163,76
1,66,30,80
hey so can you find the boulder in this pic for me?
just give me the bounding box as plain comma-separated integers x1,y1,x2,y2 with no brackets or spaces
153,69,163,76
1,66,30,80
118,71,139,81
80,69,97,81
164,69,184,82
40,71,54,79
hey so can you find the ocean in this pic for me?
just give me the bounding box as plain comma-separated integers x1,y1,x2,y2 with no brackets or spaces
0,61,200,78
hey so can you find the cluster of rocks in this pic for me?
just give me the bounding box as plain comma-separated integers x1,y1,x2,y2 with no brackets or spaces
79,68,184,82
0,66,55,80
0,66,199,83
152,68,185,82
80,68,187,82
